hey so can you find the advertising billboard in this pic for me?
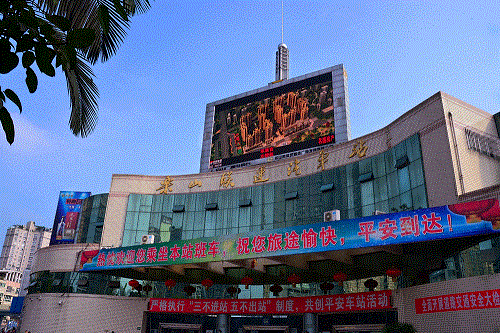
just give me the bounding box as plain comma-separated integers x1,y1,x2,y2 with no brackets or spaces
49,191,91,245
200,65,350,172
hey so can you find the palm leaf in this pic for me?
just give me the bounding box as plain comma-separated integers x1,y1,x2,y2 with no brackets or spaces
35,0,151,64
62,53,99,137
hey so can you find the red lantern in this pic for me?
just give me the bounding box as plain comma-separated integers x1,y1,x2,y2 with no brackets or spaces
128,280,140,288
333,272,347,286
226,286,241,298
201,278,214,290
364,278,378,291
287,274,301,287
184,285,196,296
241,276,254,289
386,267,402,281
269,284,283,297
319,282,334,294
164,279,176,290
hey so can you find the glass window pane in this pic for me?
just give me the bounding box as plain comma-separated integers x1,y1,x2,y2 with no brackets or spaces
359,157,372,175
263,204,274,226
407,134,421,162
346,163,354,187
400,191,412,210
387,172,399,198
409,159,424,187
372,154,386,178
398,167,411,193
385,150,395,173
374,200,389,215
374,176,388,202
183,212,194,230
171,212,184,229
138,212,150,231
362,204,374,217
412,185,427,210
347,186,355,209
127,194,141,211
251,186,263,206
360,181,374,207
152,195,164,212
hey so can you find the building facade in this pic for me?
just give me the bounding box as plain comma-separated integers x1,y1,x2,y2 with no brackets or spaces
0,222,51,281
19,83,500,332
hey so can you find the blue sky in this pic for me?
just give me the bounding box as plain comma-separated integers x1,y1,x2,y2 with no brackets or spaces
0,0,499,233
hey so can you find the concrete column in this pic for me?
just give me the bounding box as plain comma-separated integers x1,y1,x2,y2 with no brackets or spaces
303,313,317,333
216,314,230,333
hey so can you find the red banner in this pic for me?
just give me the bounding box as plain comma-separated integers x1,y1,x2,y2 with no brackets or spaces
415,289,500,314
149,290,392,314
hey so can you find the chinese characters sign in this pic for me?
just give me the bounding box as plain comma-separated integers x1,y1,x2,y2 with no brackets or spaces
415,289,500,314
82,199,500,271
149,290,391,314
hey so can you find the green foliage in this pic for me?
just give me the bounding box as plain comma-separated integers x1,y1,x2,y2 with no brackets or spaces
0,0,152,144
382,322,417,333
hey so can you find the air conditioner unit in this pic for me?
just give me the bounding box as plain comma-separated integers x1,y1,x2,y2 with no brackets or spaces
324,210,340,222
141,234,155,245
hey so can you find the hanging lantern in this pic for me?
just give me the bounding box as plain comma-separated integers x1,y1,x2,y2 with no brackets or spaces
364,278,378,291
135,284,143,292
333,272,348,286
319,282,334,294
184,285,196,296
143,284,152,293
226,286,241,298
128,280,140,289
287,274,301,287
241,276,254,289
164,279,176,290
201,278,214,290
386,267,402,281
269,284,283,297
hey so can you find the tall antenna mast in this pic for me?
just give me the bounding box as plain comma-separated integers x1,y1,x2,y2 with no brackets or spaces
281,0,284,44
275,0,289,81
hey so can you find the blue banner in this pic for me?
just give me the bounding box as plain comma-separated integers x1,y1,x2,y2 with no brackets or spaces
82,199,500,271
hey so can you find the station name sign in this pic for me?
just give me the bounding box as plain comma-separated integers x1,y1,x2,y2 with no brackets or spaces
149,290,392,314
82,199,500,271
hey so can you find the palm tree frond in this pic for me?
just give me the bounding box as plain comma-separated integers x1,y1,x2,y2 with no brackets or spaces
62,53,99,137
35,0,151,64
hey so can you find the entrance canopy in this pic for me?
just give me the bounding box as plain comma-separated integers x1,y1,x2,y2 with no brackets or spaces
81,199,500,284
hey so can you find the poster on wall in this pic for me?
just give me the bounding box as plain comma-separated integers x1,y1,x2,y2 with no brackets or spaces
49,191,91,245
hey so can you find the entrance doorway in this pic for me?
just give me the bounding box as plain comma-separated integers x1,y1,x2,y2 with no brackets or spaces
159,322,203,333
332,324,385,333
242,325,289,333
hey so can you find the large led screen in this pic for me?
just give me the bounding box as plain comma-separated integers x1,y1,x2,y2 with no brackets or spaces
210,72,335,169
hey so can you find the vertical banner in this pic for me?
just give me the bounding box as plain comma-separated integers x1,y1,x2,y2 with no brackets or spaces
50,191,91,245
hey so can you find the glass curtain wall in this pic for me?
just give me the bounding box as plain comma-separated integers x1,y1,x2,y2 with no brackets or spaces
122,134,426,246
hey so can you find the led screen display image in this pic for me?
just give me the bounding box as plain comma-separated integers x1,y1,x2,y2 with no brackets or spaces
210,72,335,168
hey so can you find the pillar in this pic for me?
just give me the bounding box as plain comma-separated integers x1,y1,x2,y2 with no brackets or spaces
303,313,317,333
216,314,230,333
